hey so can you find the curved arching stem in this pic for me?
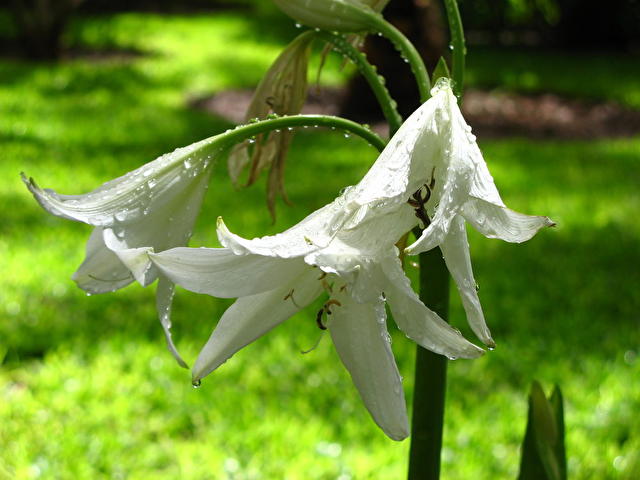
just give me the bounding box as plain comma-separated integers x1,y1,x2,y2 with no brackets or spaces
316,31,404,136
364,14,432,103
216,114,386,153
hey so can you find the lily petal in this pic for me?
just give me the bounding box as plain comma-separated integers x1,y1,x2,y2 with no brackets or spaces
103,229,155,286
329,295,409,441
440,216,493,346
381,257,484,359
462,198,555,243
216,199,347,258
149,247,307,298
21,139,215,227
72,228,134,294
347,96,441,214
192,268,323,382
156,276,188,368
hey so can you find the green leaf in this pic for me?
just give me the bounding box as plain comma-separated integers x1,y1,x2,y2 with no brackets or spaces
518,381,567,480
550,386,567,480
431,56,451,86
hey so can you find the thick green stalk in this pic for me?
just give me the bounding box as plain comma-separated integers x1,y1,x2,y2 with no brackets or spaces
216,114,386,153
408,243,450,480
443,0,466,100
317,31,404,135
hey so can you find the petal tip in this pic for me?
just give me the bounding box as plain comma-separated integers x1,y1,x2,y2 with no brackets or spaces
462,344,485,359
387,428,410,442
176,357,189,369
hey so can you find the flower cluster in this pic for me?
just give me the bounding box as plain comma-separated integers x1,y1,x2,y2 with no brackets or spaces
24,80,553,440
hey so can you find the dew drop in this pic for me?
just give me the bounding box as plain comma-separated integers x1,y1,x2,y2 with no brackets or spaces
192,379,202,389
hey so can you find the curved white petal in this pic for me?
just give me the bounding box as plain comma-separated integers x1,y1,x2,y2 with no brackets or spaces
71,228,134,294
347,95,442,214
149,247,307,298
156,276,188,368
447,91,504,208
25,138,215,293
192,268,323,382
21,138,216,227
99,162,213,288
462,198,555,243
381,257,483,359
329,294,409,441
306,205,416,278
440,216,493,346
103,229,156,286
216,198,347,258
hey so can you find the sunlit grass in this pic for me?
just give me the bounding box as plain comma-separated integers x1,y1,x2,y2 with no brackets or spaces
1,9,639,480
466,47,640,108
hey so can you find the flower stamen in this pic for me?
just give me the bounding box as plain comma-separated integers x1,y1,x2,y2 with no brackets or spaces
408,167,436,228
315,299,342,330
283,288,301,308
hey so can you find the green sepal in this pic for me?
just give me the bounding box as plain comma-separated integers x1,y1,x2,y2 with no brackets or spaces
431,56,451,86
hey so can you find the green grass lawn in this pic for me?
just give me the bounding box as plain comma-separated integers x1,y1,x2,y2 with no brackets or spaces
1,9,639,480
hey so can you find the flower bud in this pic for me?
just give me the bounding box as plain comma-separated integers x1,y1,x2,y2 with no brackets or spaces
273,0,378,32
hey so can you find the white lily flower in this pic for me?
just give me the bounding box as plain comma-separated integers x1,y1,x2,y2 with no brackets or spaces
148,188,483,441
341,78,555,346
23,138,218,367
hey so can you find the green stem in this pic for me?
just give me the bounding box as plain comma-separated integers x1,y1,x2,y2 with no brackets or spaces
408,244,450,480
316,31,403,136
443,0,466,100
216,114,386,153
365,15,431,103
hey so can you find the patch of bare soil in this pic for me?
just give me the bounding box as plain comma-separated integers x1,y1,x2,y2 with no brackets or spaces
463,89,640,139
192,87,640,140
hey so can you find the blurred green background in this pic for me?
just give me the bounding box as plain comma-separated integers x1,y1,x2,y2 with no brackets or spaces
1,1,639,479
